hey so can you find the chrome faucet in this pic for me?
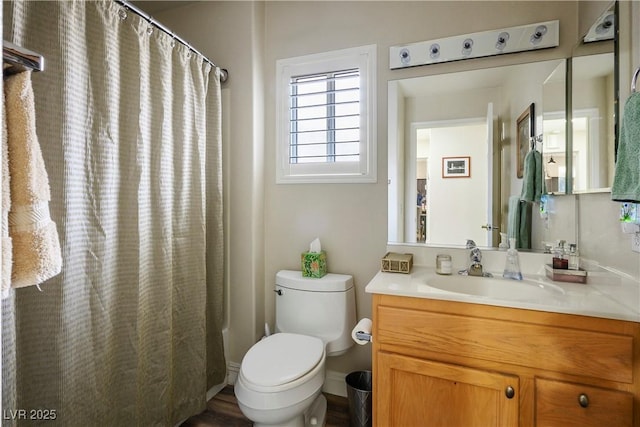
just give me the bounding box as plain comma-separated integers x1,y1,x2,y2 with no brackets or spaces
459,239,493,277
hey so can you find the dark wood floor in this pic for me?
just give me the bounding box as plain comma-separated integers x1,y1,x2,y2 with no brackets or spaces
181,385,351,427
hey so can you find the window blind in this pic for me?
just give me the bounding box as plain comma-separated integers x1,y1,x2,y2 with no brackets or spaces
289,69,360,164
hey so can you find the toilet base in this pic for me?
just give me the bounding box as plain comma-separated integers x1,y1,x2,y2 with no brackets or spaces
304,393,327,427
253,394,327,427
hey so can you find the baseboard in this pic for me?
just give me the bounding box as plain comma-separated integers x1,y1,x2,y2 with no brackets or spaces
175,377,228,427
207,329,237,399
227,361,241,385
322,369,347,398
206,381,227,402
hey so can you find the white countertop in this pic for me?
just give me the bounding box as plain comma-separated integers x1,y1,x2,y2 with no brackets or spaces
365,266,640,322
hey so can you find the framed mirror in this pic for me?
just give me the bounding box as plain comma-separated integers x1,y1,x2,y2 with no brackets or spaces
388,59,565,249
387,0,629,255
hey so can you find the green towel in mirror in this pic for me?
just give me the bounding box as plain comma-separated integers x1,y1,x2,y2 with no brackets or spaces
520,149,545,203
507,195,532,250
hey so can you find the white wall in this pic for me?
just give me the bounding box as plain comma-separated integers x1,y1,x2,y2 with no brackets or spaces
153,0,639,387
579,193,640,280
261,0,577,379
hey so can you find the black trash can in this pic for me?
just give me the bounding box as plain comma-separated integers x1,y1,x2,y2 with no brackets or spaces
345,370,373,427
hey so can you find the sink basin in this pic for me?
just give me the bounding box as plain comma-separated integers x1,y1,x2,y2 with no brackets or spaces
426,274,565,301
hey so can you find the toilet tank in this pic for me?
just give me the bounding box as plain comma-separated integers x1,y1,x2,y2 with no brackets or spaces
275,270,356,356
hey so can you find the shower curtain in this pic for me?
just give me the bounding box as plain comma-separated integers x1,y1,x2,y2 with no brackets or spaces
2,1,225,425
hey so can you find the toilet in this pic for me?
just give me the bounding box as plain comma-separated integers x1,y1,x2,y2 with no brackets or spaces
235,270,356,427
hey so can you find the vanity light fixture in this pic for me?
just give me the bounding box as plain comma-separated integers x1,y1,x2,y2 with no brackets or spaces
389,20,559,69
495,32,509,51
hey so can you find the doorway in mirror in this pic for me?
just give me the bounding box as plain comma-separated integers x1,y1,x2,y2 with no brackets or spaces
409,119,491,246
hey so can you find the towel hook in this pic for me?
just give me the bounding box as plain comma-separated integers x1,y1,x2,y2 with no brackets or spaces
530,134,543,151
632,66,640,93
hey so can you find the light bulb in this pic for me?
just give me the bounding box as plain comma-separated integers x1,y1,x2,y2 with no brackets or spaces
429,43,440,60
495,32,509,51
530,25,547,45
461,38,473,56
400,48,411,65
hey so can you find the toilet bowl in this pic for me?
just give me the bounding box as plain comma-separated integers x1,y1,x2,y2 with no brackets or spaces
235,270,356,427
235,333,327,427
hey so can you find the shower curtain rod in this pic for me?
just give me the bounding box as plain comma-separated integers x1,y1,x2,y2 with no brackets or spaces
115,0,228,83
3,40,44,76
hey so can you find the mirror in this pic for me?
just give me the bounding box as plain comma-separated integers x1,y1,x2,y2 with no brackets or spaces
388,59,565,249
570,52,615,192
542,51,616,196
388,1,620,248
566,0,617,193
542,61,567,194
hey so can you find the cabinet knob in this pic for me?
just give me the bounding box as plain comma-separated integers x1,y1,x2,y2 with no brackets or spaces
578,393,589,408
505,386,515,399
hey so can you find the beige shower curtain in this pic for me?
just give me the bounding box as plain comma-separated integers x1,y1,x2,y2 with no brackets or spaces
2,1,225,425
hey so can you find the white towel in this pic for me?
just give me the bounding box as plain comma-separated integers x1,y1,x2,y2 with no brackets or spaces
2,87,12,298
4,70,62,290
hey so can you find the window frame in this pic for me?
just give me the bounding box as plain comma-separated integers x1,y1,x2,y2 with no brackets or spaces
276,45,377,184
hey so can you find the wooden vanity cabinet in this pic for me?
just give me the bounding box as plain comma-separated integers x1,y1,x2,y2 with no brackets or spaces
372,294,640,427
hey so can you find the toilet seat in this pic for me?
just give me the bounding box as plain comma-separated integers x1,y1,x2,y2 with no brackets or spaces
240,333,324,389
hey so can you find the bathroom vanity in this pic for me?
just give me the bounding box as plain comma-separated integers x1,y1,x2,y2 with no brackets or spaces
366,266,640,426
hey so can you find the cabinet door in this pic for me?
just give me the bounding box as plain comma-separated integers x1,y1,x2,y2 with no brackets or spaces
536,378,633,427
376,352,519,427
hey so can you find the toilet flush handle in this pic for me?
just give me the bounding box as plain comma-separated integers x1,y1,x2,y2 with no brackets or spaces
274,289,283,296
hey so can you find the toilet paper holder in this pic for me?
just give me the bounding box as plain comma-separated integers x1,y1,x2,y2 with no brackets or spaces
354,331,372,342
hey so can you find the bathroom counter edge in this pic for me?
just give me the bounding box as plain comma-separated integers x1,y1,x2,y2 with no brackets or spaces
365,266,640,323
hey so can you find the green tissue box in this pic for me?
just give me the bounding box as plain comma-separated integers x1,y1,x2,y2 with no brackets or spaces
301,251,327,278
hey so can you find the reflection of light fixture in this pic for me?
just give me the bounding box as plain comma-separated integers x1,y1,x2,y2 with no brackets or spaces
495,32,509,51
400,48,411,65
530,25,548,45
429,43,440,59
546,156,559,178
584,6,615,42
461,38,473,56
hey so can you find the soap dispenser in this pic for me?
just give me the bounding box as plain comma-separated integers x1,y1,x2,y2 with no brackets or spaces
568,243,580,270
503,238,523,281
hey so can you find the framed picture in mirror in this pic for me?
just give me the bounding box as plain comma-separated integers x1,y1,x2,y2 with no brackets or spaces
442,156,470,178
516,103,535,179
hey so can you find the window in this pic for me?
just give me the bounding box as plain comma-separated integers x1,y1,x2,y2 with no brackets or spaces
276,45,377,183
